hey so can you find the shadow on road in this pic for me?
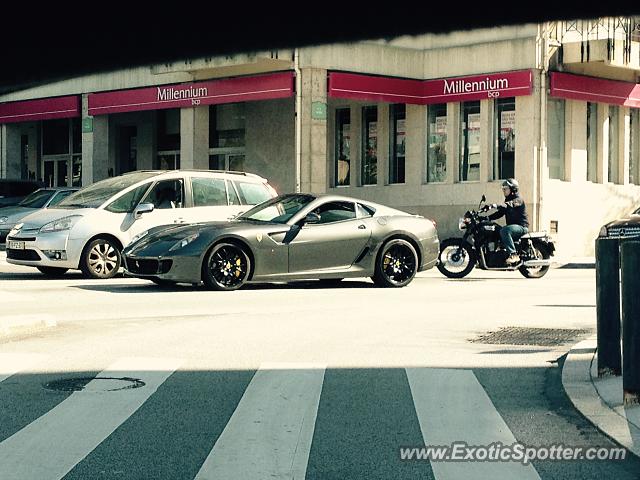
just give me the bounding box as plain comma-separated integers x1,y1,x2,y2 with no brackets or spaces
72,280,376,294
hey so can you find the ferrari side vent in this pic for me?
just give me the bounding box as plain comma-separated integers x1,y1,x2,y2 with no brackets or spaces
354,247,370,264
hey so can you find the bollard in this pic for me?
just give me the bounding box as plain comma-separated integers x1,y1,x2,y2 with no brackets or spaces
621,240,640,405
595,237,622,377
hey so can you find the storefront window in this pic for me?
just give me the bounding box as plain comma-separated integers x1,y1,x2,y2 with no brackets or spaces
42,119,70,155
209,103,246,148
459,101,481,182
426,104,447,183
493,98,516,180
389,104,406,184
608,106,619,183
547,99,565,180
587,102,598,182
156,109,180,152
361,106,378,185
156,109,180,170
335,108,351,186
630,109,640,185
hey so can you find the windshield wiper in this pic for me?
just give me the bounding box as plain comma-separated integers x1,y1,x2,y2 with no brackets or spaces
58,203,93,208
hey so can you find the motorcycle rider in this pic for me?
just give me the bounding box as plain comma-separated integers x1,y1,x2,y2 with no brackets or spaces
483,178,529,265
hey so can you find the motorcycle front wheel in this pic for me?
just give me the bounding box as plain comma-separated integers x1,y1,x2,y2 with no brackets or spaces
437,238,477,279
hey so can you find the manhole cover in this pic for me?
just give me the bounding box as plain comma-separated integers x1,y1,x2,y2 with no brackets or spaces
469,327,591,346
43,377,145,392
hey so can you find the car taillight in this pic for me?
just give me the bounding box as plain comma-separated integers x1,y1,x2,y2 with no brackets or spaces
430,219,437,228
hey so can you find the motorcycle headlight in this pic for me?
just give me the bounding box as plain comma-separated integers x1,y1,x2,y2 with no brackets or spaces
39,215,82,233
130,229,150,245
0,216,7,224
458,217,468,231
599,226,608,237
169,232,200,251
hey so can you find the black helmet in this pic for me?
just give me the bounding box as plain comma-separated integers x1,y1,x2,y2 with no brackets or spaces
502,178,519,192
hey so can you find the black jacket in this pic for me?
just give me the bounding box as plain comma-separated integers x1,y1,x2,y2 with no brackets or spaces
488,192,529,228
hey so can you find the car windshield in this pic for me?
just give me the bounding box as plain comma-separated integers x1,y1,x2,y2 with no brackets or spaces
56,172,159,209
18,189,54,209
237,194,316,223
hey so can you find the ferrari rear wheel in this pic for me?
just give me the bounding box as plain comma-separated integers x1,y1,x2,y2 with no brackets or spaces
372,239,418,288
202,242,251,291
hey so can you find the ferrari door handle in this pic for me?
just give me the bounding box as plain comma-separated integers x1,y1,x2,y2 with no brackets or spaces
358,224,367,229
175,217,186,224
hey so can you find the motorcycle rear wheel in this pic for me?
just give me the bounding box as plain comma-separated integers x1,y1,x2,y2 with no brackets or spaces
519,244,551,279
437,238,477,279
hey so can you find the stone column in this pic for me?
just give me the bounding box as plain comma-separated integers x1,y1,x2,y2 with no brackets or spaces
377,103,390,186
0,123,21,179
180,105,209,170
81,94,111,185
299,68,328,193
479,99,492,182
405,104,425,186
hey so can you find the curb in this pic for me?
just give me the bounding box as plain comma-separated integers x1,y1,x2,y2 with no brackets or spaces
562,338,640,457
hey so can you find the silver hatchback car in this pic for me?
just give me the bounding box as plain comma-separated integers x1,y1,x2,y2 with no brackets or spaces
5,170,277,278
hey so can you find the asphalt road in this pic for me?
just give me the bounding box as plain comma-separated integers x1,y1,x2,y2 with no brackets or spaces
0,255,639,479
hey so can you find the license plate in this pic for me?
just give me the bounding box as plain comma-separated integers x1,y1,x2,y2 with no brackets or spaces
8,240,25,250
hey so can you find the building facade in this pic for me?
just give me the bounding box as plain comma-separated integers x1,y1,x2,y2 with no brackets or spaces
1,18,640,257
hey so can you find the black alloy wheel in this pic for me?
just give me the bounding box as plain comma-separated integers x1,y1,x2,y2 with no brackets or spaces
203,242,251,291
372,239,418,288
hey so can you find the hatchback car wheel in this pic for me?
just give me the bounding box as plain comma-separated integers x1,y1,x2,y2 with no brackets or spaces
202,242,251,291
80,238,122,279
372,239,418,287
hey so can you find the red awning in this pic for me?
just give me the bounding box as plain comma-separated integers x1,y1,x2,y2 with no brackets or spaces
88,72,295,116
550,72,640,108
328,70,533,105
0,96,80,124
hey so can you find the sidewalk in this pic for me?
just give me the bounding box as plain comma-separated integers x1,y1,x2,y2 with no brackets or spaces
562,338,640,457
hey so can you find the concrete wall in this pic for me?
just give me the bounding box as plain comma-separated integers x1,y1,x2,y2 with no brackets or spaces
244,98,295,194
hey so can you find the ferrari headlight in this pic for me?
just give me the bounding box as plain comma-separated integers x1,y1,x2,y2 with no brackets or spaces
130,230,150,244
169,232,200,251
39,215,82,233
0,216,7,224
598,226,608,237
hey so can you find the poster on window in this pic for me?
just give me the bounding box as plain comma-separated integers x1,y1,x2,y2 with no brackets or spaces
367,121,377,158
436,116,447,134
500,110,515,153
467,113,481,156
396,119,406,157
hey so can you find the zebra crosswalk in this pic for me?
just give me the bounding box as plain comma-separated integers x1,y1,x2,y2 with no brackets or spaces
0,354,542,480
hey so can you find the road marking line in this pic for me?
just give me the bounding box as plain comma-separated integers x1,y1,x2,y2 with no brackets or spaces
194,362,326,480
406,368,541,480
0,353,49,384
0,356,182,480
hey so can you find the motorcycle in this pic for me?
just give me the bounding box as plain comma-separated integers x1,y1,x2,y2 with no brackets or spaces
436,195,555,279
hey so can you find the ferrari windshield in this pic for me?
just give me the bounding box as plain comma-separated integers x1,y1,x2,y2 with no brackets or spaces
238,194,316,223
56,172,158,209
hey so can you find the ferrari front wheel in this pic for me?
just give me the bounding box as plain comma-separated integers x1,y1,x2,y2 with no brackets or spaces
202,242,251,291
372,239,418,288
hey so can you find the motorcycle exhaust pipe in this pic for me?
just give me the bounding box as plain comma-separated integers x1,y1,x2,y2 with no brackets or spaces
522,259,552,267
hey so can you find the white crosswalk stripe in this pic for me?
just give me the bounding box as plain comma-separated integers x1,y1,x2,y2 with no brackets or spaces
406,368,541,480
194,362,326,480
0,353,49,383
0,356,183,480
0,359,547,479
